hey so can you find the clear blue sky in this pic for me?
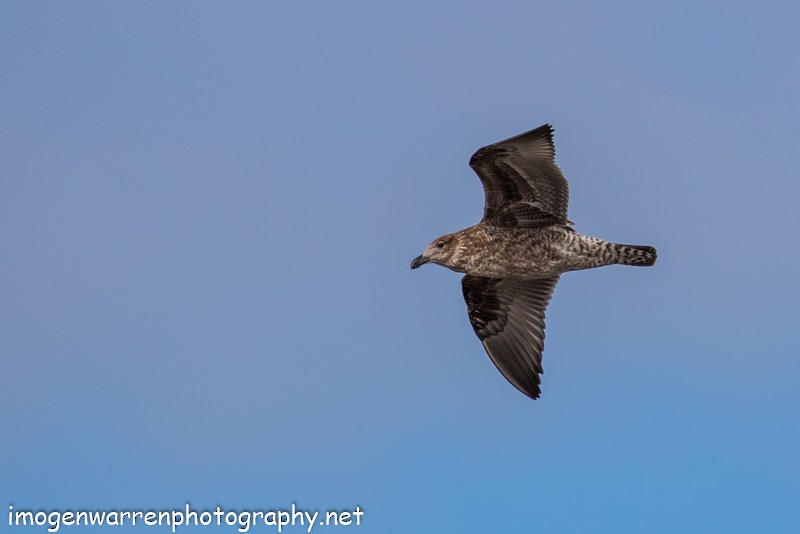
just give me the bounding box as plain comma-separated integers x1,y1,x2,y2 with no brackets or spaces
2,1,798,532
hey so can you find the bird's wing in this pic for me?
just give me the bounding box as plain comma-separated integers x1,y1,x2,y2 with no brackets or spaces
461,275,560,400
469,123,569,227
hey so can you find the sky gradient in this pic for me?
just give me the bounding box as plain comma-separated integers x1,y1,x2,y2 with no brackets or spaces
2,1,799,532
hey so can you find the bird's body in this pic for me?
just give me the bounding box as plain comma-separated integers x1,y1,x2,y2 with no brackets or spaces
411,123,656,400
433,224,653,279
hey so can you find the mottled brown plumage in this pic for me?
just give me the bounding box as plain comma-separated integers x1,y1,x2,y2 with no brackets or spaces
411,123,657,400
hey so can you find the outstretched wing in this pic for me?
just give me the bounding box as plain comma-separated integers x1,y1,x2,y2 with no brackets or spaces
461,275,560,400
469,124,569,227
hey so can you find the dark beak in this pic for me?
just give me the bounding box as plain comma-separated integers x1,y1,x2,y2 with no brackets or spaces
410,255,429,270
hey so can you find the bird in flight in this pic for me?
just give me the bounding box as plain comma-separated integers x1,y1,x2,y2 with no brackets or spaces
411,124,656,400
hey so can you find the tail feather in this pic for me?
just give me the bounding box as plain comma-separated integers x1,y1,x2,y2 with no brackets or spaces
616,244,657,266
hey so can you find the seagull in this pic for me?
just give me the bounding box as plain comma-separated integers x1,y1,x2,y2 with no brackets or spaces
411,124,656,400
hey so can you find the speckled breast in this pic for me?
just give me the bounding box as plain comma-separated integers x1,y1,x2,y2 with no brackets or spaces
458,225,569,279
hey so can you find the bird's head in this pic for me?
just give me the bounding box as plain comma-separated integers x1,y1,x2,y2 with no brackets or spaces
410,232,463,272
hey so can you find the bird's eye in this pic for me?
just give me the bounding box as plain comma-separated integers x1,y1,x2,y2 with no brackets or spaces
436,241,445,248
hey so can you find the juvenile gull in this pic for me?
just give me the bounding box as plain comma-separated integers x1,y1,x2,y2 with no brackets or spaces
411,124,656,400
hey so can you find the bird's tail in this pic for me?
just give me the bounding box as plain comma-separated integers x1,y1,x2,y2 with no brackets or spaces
615,243,657,266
